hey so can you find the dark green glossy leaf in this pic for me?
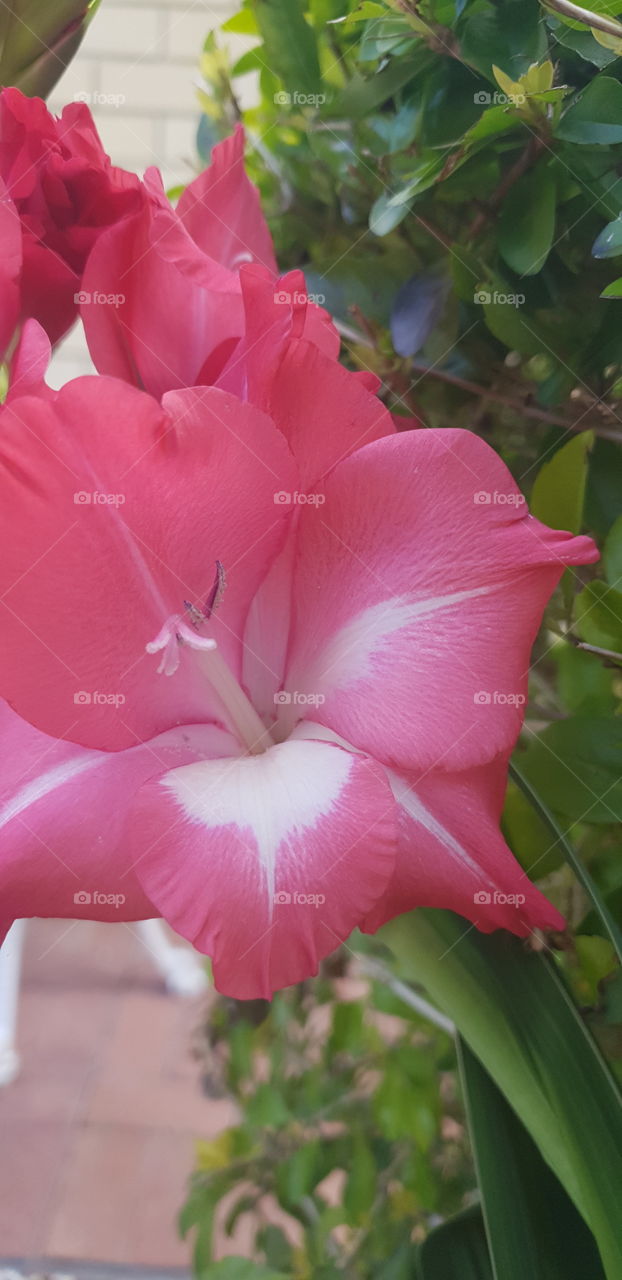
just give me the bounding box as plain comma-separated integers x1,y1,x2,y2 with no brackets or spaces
499,166,557,276
417,1205,493,1279
557,77,622,144
253,0,322,97
530,431,593,532
458,1039,606,1280
575,580,622,652
603,513,622,584
593,215,622,258
601,276,622,297
520,717,622,826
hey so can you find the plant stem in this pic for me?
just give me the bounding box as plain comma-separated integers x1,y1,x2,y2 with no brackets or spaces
542,0,622,39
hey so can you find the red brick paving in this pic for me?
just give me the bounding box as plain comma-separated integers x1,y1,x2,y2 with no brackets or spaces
0,920,238,1267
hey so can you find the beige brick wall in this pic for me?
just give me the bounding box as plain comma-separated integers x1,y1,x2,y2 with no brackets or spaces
49,0,248,384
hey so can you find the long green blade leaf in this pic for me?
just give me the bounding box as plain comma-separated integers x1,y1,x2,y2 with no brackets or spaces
417,1205,493,1280
381,910,622,1279
458,1037,606,1280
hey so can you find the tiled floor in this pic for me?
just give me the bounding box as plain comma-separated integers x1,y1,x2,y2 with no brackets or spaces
0,920,238,1268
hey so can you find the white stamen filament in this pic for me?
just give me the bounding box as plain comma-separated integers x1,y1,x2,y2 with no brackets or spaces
146,615,274,755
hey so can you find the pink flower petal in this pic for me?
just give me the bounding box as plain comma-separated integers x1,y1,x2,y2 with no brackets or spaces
130,737,396,998
177,124,277,273
0,378,297,750
81,191,243,398
0,698,237,930
281,429,598,772
363,754,564,936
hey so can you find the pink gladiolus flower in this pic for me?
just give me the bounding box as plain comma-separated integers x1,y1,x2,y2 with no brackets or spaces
80,126,340,398
0,343,597,998
0,88,141,348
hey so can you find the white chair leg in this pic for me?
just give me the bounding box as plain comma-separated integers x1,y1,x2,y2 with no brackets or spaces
136,919,209,996
0,919,26,1085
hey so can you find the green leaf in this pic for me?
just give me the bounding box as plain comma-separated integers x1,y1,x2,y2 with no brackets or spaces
458,1038,606,1280
550,18,620,68
519,717,622,826
344,1133,377,1222
479,292,545,355
501,779,564,876
417,1204,493,1279
557,77,622,145
519,755,622,967
585,439,622,539
603,513,622,584
573,935,618,1005
601,276,622,297
370,157,444,235
245,1082,290,1128
498,166,557,276
460,0,547,80
328,998,364,1054
593,215,622,259
382,910,622,1279
556,643,614,716
221,9,259,34
276,1140,321,1207
253,0,322,97
575,580,622,652
530,431,594,533
464,104,523,144
331,51,428,118
338,0,386,25
198,1260,288,1280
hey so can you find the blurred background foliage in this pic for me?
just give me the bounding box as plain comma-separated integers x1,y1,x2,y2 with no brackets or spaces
180,1,622,1274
